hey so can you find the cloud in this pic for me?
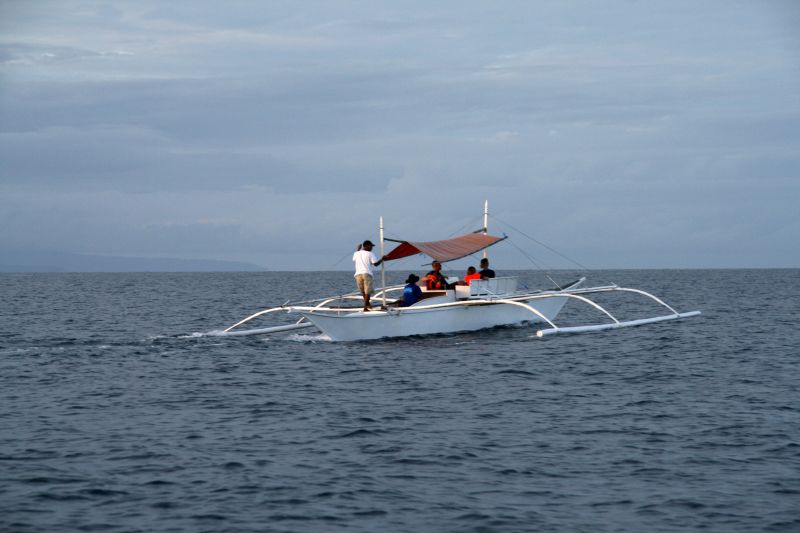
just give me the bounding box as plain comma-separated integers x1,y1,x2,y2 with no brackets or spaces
0,42,106,66
0,0,799,269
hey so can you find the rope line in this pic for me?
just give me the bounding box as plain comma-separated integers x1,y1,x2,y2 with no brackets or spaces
489,214,593,272
504,237,562,288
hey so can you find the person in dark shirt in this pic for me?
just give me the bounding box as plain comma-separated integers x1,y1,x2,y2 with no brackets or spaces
401,274,422,306
479,258,495,279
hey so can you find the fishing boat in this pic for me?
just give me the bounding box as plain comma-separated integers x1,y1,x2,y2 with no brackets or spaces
221,203,700,341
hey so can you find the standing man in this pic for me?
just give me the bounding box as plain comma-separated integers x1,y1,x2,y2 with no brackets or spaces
479,258,495,279
353,240,385,311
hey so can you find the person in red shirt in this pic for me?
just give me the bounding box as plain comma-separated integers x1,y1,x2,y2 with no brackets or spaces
463,266,481,285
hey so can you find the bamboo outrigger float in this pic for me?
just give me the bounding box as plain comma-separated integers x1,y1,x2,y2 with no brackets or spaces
220,202,700,341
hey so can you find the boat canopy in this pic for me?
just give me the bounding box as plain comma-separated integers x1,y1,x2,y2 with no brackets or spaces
384,231,506,263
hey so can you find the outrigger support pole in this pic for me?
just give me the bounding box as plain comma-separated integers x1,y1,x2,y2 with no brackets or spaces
531,285,702,336
536,311,701,337
221,322,316,336
223,306,291,333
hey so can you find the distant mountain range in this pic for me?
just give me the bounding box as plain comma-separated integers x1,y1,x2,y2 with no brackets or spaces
0,248,266,272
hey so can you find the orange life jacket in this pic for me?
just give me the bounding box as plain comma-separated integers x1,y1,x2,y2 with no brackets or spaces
464,273,481,285
426,272,445,290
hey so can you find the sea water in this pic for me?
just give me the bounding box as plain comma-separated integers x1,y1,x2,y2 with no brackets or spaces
1,270,798,532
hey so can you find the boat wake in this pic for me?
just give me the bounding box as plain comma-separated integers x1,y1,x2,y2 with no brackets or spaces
179,330,232,339
177,330,331,342
287,333,332,342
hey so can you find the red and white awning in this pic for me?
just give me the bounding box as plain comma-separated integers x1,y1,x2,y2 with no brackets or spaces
384,232,505,263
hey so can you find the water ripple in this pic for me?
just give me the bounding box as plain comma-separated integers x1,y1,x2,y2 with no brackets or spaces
0,270,798,531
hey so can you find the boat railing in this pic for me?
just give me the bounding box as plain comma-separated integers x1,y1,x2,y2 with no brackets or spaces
461,276,518,299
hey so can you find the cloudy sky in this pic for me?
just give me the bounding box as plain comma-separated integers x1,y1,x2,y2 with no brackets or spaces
1,0,799,270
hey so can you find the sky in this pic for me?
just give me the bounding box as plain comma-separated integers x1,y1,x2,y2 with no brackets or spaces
1,0,799,271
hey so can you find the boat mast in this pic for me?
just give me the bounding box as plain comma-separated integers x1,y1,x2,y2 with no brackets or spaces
379,216,386,307
482,200,489,259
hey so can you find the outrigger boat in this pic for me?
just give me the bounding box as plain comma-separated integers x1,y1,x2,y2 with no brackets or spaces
221,203,700,341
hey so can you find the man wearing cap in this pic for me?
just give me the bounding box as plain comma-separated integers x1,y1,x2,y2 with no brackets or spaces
353,240,385,311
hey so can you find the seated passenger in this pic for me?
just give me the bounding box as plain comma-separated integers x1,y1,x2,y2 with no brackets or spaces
479,258,496,279
463,266,481,285
424,261,450,290
401,274,422,307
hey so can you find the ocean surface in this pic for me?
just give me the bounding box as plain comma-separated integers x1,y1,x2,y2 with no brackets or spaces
1,269,798,532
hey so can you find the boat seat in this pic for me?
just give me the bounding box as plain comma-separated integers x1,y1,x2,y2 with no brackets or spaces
419,290,447,300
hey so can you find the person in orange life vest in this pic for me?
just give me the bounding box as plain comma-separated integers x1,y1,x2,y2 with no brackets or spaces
463,266,481,285
424,261,450,290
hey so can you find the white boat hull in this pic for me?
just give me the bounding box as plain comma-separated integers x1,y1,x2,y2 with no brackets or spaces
297,296,570,341
223,277,700,342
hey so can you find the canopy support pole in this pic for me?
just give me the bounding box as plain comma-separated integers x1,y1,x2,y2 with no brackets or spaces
482,200,489,259
380,216,386,307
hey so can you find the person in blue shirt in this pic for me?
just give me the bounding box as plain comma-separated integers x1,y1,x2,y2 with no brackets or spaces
401,274,422,307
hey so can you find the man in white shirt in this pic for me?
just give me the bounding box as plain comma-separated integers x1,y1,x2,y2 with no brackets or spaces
353,240,385,311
